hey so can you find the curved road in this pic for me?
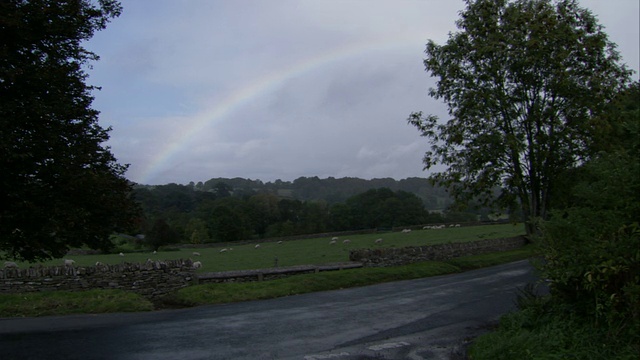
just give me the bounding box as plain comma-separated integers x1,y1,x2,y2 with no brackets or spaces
0,260,541,360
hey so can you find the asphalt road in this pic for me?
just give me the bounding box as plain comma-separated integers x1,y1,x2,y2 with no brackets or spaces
0,260,541,360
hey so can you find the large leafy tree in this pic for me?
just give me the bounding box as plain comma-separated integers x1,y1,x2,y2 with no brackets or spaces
408,0,632,234
0,0,140,261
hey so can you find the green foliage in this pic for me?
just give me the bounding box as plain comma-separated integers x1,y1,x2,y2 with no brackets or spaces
0,0,141,262
538,81,640,334
408,0,632,234
146,219,177,251
469,297,639,360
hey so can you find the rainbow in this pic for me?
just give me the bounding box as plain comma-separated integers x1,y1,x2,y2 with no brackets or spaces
138,36,421,184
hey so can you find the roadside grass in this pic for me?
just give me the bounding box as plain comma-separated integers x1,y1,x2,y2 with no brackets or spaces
0,289,154,318
164,245,535,308
9,223,525,273
468,304,639,360
166,261,463,307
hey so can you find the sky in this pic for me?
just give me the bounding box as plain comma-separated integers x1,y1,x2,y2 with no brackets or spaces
84,0,640,185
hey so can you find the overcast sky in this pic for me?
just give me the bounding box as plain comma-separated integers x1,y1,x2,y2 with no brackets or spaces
84,0,640,185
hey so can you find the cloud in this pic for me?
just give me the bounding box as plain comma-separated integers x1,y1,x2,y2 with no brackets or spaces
86,0,639,185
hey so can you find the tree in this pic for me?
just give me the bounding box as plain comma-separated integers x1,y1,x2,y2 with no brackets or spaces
185,218,209,244
0,0,139,261
408,0,632,235
146,219,177,251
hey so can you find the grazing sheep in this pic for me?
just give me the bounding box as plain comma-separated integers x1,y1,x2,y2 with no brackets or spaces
375,238,383,244
402,229,412,233
343,239,351,244
220,248,228,253
95,261,104,266
63,259,75,266
192,261,202,269
153,250,157,254
277,241,283,244
4,261,18,268
455,224,461,227
192,252,201,256
255,244,261,249
329,240,337,245
119,252,125,257
331,237,339,241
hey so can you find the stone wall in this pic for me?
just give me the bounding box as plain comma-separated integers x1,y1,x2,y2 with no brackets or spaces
349,236,528,267
0,259,197,300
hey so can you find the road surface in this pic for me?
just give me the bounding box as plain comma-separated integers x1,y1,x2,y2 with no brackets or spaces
0,260,541,359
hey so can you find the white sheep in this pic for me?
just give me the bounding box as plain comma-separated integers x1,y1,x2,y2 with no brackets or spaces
119,252,125,257
375,238,383,244
277,241,283,244
220,248,228,253
329,240,337,245
343,239,351,244
331,237,339,241
455,224,461,227
3,261,18,268
192,261,202,269
402,229,412,233
95,261,104,266
153,250,157,254
255,244,261,249
64,259,75,266
192,252,201,256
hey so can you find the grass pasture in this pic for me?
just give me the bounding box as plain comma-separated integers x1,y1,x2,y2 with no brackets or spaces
11,223,525,272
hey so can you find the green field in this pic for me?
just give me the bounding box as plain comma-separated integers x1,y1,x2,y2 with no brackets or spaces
10,223,525,272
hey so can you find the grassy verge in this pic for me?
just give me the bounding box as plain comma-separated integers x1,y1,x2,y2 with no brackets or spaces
165,245,535,307
0,245,534,318
468,302,639,360
0,289,154,318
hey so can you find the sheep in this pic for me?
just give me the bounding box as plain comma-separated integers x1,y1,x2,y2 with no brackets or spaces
277,241,283,244
153,250,157,254
402,228,412,233
192,261,202,269
331,236,339,241
220,248,228,253
192,252,201,256
119,252,125,257
63,259,75,266
375,238,383,244
329,240,337,245
95,261,104,266
3,261,18,268
255,244,261,249
455,224,461,227
343,239,351,244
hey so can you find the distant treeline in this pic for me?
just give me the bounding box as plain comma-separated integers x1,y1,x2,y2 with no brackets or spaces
188,176,453,208
129,177,505,249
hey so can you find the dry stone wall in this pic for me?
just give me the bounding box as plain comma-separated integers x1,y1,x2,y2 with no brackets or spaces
349,236,528,267
0,259,196,300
